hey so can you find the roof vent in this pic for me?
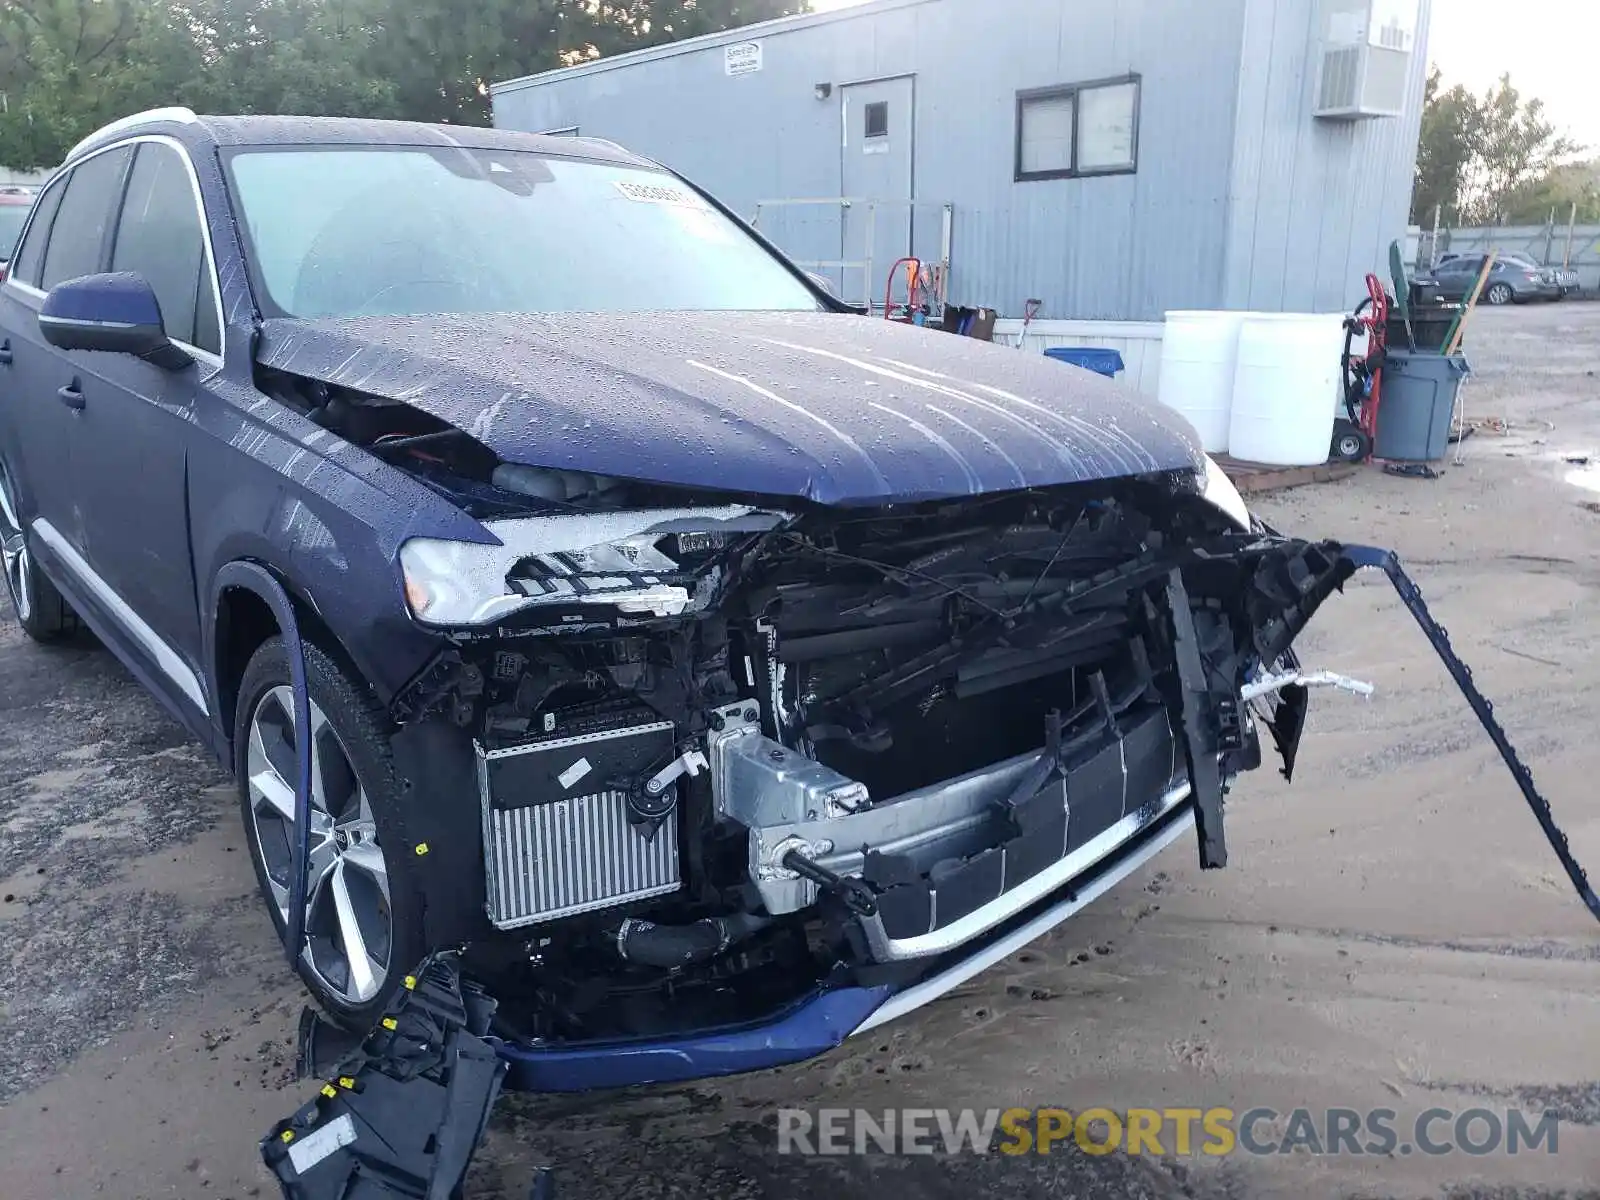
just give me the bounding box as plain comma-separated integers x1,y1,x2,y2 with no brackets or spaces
1313,0,1416,120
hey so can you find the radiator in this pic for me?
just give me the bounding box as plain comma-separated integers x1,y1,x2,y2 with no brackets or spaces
476,720,682,930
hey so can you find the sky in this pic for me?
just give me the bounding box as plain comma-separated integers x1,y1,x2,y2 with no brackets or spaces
806,0,1600,152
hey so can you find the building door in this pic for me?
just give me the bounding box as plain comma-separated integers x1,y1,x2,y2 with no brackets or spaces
840,76,914,308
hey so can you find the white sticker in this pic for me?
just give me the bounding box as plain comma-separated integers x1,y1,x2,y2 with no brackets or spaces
558,757,593,790
614,179,706,208
725,41,763,76
288,1113,356,1175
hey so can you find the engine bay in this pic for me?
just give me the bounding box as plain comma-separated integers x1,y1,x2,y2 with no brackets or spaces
375,474,1353,1044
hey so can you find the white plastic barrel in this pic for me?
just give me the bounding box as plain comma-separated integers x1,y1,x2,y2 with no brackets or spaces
1227,314,1345,466
1158,311,1251,454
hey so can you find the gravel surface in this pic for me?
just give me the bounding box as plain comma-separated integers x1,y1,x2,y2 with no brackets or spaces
1,303,1598,1199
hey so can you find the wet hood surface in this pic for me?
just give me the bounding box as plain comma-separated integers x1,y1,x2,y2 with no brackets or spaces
257,311,1204,505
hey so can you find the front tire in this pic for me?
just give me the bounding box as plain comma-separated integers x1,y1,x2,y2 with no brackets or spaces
235,636,424,1028
1485,282,1514,306
0,464,76,642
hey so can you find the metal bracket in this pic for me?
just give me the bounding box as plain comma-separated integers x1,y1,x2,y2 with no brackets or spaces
643,750,708,797
1165,569,1228,870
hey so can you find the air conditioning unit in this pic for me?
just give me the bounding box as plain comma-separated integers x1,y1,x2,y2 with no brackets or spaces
1313,0,1417,120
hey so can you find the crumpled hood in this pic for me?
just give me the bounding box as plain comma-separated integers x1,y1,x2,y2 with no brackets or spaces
256,310,1203,505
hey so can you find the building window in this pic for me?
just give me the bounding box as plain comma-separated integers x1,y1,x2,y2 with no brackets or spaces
1015,75,1140,181
863,101,890,140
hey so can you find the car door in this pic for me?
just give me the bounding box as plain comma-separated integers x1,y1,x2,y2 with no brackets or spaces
69,139,221,684
1428,259,1468,301
0,148,132,557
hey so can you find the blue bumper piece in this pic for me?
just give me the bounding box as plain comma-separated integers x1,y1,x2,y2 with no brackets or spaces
498,985,890,1092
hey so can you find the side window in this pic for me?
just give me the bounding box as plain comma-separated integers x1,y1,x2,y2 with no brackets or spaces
40,146,133,290
112,143,220,354
9,177,67,286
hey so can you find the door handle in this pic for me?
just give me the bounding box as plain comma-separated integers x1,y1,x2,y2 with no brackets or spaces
57,381,85,411
0,340,11,366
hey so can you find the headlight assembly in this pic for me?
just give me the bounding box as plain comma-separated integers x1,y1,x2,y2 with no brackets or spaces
399,505,789,627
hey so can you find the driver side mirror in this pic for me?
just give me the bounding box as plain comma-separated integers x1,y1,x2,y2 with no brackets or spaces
38,273,192,371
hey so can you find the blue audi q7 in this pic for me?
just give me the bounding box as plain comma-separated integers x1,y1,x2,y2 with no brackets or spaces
0,109,1351,1091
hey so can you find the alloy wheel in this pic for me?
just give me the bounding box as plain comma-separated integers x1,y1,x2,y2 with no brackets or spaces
0,469,32,623
246,685,392,1005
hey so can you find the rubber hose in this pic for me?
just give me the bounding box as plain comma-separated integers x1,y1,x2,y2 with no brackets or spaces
615,913,771,969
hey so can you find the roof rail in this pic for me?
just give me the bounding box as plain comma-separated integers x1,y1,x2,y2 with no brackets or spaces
66,107,199,162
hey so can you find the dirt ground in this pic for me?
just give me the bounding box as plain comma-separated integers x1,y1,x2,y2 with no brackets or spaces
2,302,1598,1200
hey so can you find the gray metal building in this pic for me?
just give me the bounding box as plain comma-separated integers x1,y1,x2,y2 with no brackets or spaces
492,0,1432,321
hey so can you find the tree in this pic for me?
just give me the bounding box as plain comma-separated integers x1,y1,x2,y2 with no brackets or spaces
177,0,401,118
0,0,203,168
366,0,805,127
1411,68,1585,228
1459,74,1581,225
0,0,810,168
1410,66,1480,225
1499,159,1600,226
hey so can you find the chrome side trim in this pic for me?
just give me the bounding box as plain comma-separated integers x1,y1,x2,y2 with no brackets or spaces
855,781,1192,962
854,799,1193,1034
30,518,208,714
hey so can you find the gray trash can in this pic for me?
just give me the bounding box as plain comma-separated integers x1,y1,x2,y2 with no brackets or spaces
1375,351,1471,462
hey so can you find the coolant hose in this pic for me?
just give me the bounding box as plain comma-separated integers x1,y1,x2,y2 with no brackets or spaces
615,913,771,969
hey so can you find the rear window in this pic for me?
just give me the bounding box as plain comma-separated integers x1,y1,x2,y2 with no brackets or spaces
0,202,30,261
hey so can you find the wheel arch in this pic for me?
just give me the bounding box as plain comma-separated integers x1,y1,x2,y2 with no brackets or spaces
210,561,375,760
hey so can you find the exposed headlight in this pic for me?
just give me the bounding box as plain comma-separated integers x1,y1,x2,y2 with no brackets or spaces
400,505,789,627
1199,455,1250,530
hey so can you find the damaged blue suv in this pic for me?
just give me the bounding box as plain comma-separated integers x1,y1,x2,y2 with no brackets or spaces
0,110,1352,1090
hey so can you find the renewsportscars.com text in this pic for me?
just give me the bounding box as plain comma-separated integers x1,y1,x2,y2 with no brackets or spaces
776,1107,1561,1158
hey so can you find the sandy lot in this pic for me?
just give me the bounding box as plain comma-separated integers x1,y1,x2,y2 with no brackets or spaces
2,303,1598,1200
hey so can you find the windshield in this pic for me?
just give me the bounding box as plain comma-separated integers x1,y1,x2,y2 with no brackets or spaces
224,146,822,318
0,204,30,261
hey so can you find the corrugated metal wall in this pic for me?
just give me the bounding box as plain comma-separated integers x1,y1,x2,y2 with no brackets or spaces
1221,0,1433,314
493,0,1428,323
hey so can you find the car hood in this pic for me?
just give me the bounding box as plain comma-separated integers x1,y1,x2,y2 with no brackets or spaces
256,310,1203,506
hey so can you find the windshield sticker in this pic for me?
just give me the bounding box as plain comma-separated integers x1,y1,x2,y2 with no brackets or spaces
614,180,709,208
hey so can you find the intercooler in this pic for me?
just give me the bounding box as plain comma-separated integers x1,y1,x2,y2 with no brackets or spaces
476,718,682,930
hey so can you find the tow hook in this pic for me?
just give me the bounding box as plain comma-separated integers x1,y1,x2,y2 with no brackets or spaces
262,952,551,1199
782,847,879,916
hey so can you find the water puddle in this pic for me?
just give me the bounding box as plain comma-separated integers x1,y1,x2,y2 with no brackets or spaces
1567,464,1600,495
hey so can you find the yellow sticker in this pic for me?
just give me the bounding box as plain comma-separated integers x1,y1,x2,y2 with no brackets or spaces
382,1017,398,1030
404,975,417,990
415,843,430,857
281,1130,296,1143
321,1084,338,1099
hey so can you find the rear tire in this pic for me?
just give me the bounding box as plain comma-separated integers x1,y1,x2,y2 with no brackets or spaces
1485,283,1514,306
235,636,426,1029
0,464,76,642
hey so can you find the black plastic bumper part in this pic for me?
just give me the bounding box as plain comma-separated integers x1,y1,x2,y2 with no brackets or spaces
262,954,508,1199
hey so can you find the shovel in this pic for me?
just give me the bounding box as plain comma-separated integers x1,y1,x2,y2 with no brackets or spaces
1389,241,1416,352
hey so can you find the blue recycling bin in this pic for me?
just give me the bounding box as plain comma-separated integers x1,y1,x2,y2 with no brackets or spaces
1043,347,1126,379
